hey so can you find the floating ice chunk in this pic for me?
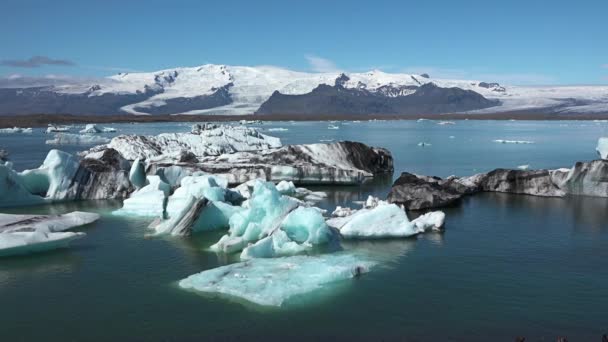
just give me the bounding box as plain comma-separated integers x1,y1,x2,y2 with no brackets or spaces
0,163,46,207
211,181,299,253
327,125,340,130
417,142,431,147
0,127,32,134
0,211,99,233
46,125,71,133
19,149,80,200
280,207,332,245
493,139,534,144
266,128,289,132
596,137,608,160
241,207,333,259
46,133,110,145
328,202,445,239
178,252,375,307
437,121,455,125
517,164,530,170
80,124,102,134
276,180,296,195
0,230,85,257
331,206,355,217
149,174,236,235
113,175,170,217
411,211,445,232
80,124,117,133
129,158,147,189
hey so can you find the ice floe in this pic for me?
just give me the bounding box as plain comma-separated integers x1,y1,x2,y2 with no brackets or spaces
493,139,534,144
46,133,110,145
46,125,71,133
178,252,374,307
0,127,32,134
0,211,99,233
0,230,85,257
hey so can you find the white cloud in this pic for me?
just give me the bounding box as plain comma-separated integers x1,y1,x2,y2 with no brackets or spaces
305,55,341,73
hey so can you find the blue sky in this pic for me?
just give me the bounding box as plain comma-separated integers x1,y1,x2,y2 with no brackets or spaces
0,0,607,85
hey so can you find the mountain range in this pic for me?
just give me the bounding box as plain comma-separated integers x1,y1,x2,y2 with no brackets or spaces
1,64,607,116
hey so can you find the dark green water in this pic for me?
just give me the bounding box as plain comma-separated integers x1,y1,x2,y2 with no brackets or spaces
1,120,607,340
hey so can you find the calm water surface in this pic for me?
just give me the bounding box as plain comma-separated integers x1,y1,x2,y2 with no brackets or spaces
1,120,607,341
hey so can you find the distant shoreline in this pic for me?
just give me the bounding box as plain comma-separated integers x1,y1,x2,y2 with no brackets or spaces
2,112,608,128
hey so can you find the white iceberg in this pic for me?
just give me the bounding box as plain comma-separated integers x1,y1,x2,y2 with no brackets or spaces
266,128,289,132
0,127,32,134
0,230,85,257
46,125,71,133
327,202,445,239
0,211,100,233
178,252,375,307
0,162,46,207
92,124,282,161
493,139,534,144
80,124,117,134
113,175,170,217
46,133,110,145
517,164,530,170
596,137,608,160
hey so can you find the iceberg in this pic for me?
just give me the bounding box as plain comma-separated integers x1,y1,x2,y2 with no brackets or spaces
79,124,117,134
493,139,534,144
0,211,100,233
113,175,170,217
327,202,445,239
19,149,80,200
240,207,333,259
178,252,375,307
0,230,85,257
90,124,282,161
596,137,608,160
148,174,238,235
46,133,110,145
129,158,147,189
0,127,32,134
211,181,299,253
0,149,7,161
0,162,46,207
46,125,71,133
266,128,289,132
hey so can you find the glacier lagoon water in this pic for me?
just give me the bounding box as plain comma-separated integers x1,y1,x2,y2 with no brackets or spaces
1,120,608,340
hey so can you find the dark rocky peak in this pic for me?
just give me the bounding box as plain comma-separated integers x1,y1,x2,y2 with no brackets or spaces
335,73,350,87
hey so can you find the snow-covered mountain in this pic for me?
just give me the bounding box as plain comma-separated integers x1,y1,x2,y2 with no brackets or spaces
0,64,607,116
